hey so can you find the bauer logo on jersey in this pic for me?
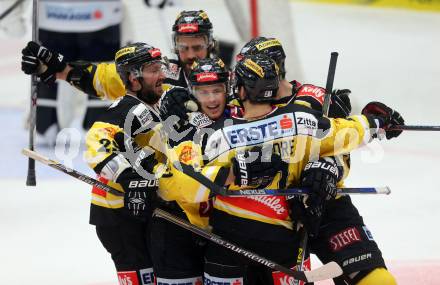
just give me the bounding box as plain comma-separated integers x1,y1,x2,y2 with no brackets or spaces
296,85,326,105
204,273,243,285
223,113,297,148
329,227,362,252
133,104,154,125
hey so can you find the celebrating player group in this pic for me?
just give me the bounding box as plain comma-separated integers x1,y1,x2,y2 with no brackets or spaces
21,9,405,285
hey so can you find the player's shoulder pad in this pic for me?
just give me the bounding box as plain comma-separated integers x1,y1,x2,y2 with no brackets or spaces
106,96,159,128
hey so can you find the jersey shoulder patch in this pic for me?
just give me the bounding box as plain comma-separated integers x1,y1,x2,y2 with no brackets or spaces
164,61,181,81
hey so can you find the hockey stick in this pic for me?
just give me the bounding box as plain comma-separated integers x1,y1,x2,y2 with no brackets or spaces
22,148,124,197
153,208,343,282
0,0,25,21
322,52,338,115
26,0,39,186
175,162,390,197
20,147,343,282
294,51,340,285
389,125,440,131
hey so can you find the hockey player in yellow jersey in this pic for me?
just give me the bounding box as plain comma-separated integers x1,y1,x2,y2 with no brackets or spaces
180,53,405,284
147,57,237,285
236,36,398,285
84,42,166,285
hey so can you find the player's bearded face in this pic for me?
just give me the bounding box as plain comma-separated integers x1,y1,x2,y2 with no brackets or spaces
194,83,226,120
176,36,209,72
140,62,166,99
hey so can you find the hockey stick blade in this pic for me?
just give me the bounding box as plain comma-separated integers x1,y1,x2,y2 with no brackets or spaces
389,125,440,131
175,162,390,196
153,208,343,282
22,148,124,197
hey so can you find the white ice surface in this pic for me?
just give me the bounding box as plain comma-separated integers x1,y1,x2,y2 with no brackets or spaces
1,1,440,284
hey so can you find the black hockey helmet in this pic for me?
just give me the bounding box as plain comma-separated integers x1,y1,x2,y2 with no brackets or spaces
234,53,279,103
172,10,215,54
236,36,286,79
115,42,163,90
188,57,229,87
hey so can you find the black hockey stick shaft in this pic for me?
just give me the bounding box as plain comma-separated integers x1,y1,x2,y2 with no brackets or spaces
389,125,440,131
176,162,390,196
322,52,339,115
154,208,342,282
26,0,39,186
293,227,309,285
0,0,25,21
22,148,124,197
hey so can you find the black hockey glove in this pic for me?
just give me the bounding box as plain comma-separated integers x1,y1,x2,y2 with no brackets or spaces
232,146,287,188
289,158,341,237
159,86,198,126
329,89,351,118
361,101,405,139
21,41,66,84
116,168,157,220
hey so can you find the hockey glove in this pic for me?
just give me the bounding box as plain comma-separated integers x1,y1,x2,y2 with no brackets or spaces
21,41,66,84
232,145,287,188
362,101,405,139
289,158,341,237
116,168,157,220
329,89,352,118
159,86,198,121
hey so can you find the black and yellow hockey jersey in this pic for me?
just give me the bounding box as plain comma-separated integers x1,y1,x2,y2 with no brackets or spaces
85,94,164,225
198,102,378,239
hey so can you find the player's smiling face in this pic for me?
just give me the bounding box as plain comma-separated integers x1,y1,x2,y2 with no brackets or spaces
193,83,226,120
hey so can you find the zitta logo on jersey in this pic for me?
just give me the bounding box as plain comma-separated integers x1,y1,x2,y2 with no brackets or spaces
224,114,297,148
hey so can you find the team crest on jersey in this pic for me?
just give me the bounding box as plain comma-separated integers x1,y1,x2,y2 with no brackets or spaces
179,146,195,163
